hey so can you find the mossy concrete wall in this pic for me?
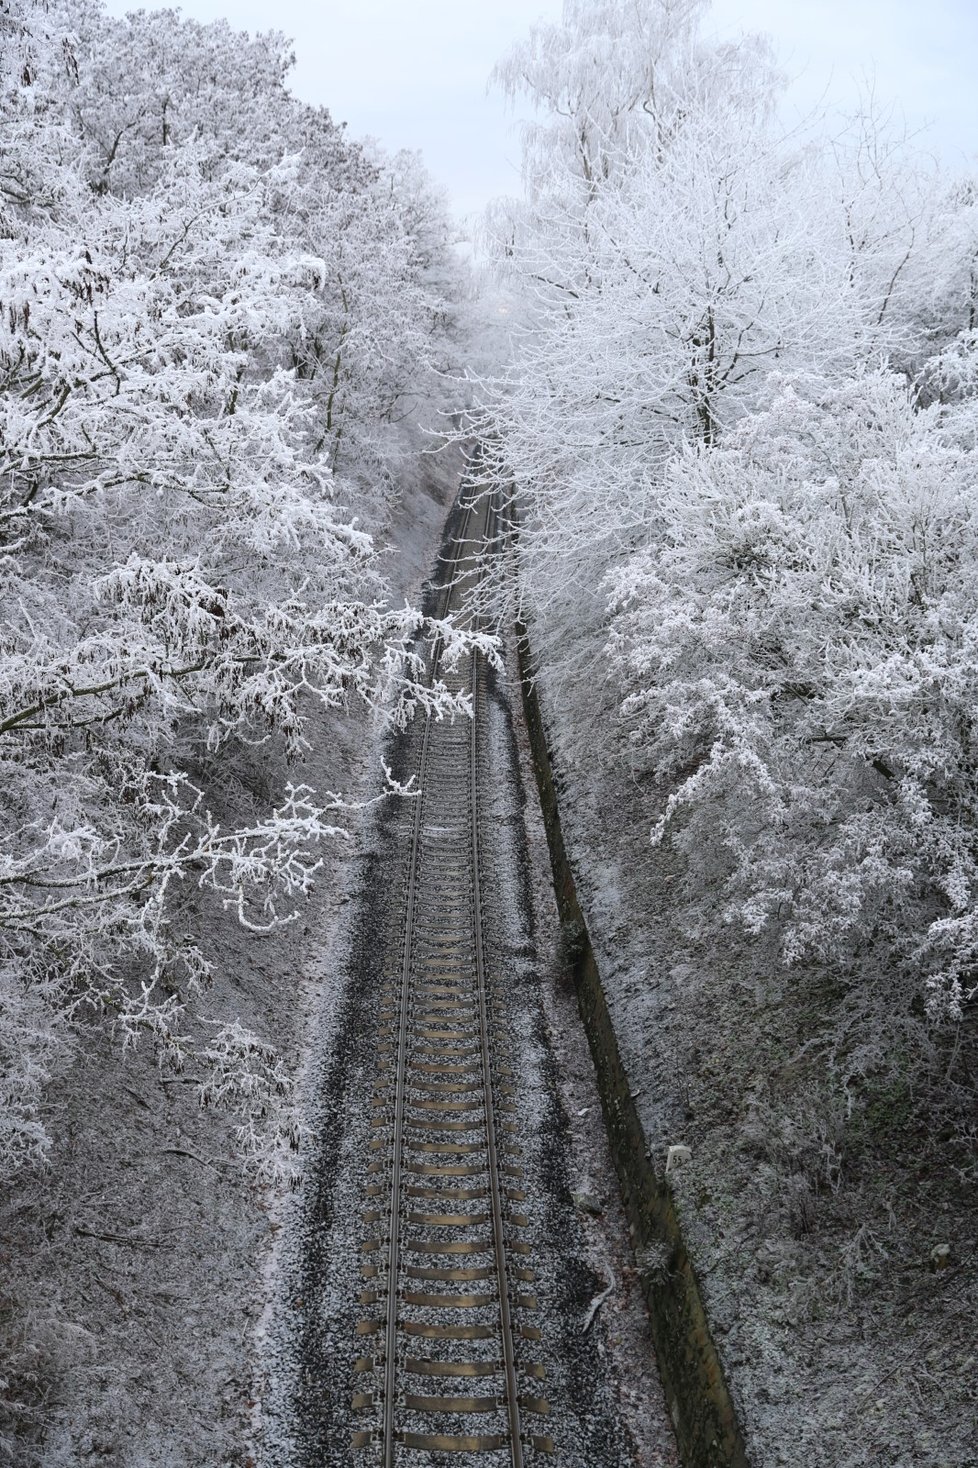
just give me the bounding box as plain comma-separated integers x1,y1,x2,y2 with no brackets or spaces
516,625,750,1468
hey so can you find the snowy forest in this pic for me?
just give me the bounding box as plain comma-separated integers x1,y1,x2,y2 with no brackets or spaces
2,0,977,1462
481,0,978,1064
0,0,479,1187
474,3,978,1457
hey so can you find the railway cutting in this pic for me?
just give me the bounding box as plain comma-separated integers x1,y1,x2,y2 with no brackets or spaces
278,473,637,1467
349,490,547,1463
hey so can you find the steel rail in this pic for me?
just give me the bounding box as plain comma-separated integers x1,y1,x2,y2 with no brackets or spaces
380,495,482,1468
468,490,524,1467
367,478,533,1465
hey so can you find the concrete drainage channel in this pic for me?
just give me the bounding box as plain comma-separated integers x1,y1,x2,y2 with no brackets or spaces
515,623,751,1468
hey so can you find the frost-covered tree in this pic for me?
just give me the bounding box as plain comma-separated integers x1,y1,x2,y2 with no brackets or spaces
478,0,972,1076
44,0,468,515
609,368,978,1029
479,0,930,681
0,0,477,1181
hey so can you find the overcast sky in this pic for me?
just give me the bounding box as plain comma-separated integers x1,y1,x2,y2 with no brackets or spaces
101,0,978,218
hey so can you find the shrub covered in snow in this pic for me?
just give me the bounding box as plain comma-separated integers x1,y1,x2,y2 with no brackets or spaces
609,368,978,1025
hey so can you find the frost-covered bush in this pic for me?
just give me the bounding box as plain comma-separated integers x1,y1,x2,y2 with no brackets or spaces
0,0,475,1181
609,368,978,1023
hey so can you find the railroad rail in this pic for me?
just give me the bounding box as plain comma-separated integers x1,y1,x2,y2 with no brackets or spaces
350,485,552,1462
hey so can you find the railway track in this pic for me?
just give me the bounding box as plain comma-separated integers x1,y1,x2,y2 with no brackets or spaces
349,487,553,1462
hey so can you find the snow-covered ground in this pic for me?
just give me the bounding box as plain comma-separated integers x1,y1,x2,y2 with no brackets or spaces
529,660,978,1468
499,636,679,1468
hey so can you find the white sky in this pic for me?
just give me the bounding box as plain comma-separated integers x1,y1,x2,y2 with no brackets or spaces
101,0,978,218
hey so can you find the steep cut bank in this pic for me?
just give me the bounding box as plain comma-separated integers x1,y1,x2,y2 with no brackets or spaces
513,622,978,1468
516,628,749,1468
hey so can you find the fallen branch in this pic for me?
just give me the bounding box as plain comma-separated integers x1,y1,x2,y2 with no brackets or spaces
582,1261,616,1334
74,1225,166,1248
91,1275,128,1310
160,1145,228,1172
